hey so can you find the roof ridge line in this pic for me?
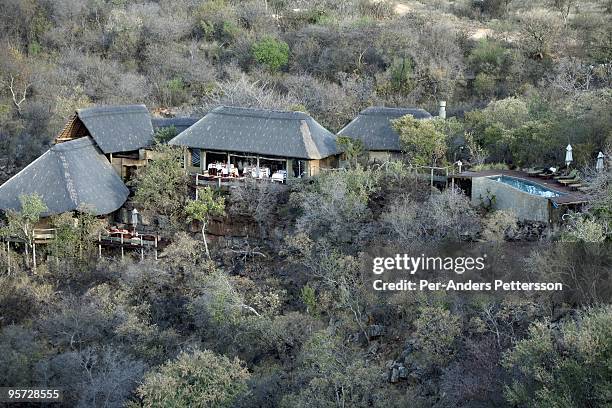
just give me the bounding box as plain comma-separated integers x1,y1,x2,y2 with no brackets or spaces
213,106,310,120
56,151,80,208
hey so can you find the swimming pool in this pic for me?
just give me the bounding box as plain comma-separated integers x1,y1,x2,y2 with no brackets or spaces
488,175,565,198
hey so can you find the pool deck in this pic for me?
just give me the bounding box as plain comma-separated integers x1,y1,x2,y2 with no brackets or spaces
450,170,589,205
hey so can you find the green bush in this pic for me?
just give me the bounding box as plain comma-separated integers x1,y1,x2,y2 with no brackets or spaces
252,37,290,72
136,349,249,408
154,125,178,145
392,115,447,166
474,72,496,96
413,305,462,366
468,39,506,73
503,306,612,407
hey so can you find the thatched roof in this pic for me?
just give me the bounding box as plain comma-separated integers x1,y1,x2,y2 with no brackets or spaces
57,105,154,154
151,117,199,135
169,106,339,160
337,107,432,152
0,137,129,216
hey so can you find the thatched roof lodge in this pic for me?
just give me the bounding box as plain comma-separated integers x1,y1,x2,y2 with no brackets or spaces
56,105,155,180
337,106,432,162
169,106,340,178
57,105,154,153
0,137,129,216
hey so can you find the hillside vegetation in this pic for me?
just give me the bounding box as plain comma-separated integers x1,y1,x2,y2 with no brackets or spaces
0,0,610,176
0,1,611,407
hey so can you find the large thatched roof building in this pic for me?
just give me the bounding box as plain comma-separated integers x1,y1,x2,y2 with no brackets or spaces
337,107,432,162
0,137,129,216
56,105,156,180
169,106,340,177
57,105,154,153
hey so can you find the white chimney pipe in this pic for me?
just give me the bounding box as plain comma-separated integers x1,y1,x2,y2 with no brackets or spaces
439,101,446,119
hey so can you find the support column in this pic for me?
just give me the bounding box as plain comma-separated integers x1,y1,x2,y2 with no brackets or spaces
154,236,158,261
6,241,10,274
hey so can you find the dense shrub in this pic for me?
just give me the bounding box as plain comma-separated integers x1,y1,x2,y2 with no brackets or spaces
503,306,612,407
252,37,290,72
136,349,249,408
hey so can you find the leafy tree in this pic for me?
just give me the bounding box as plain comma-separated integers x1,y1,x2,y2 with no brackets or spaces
503,306,612,407
252,37,290,72
507,120,557,167
153,125,178,145
392,114,447,166
1,194,47,268
49,208,104,264
281,331,409,407
413,305,462,366
468,39,507,74
185,187,225,259
337,135,365,168
474,72,496,96
136,349,249,408
132,146,189,226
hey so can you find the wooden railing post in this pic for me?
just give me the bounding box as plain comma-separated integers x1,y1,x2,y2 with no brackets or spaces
154,236,158,261
32,241,37,271
6,241,10,275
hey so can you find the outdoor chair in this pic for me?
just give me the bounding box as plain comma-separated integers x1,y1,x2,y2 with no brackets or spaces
577,185,591,193
537,167,559,178
526,168,545,176
558,173,582,186
554,169,578,180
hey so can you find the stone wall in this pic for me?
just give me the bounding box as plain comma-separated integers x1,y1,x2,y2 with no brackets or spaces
471,176,552,223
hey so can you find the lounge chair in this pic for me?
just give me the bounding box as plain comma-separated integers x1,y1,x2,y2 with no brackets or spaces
566,182,585,190
526,168,545,176
558,174,582,186
577,185,591,193
554,169,578,180
537,167,559,178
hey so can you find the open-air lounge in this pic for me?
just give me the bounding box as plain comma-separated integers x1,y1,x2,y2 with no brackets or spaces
169,106,341,184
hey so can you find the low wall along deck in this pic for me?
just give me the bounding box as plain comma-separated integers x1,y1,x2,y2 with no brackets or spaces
471,176,551,223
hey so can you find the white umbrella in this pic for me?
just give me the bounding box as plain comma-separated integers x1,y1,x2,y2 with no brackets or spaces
565,144,573,167
456,160,463,173
596,151,605,172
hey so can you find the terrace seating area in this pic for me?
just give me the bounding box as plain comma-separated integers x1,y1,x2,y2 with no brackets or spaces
526,167,593,193
195,162,288,186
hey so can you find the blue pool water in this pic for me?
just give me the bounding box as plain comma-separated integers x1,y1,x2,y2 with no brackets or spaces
488,176,565,198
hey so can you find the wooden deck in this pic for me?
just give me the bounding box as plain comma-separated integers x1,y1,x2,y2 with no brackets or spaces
449,170,589,205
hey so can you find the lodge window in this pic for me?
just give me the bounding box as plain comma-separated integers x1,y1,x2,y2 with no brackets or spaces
191,149,201,167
